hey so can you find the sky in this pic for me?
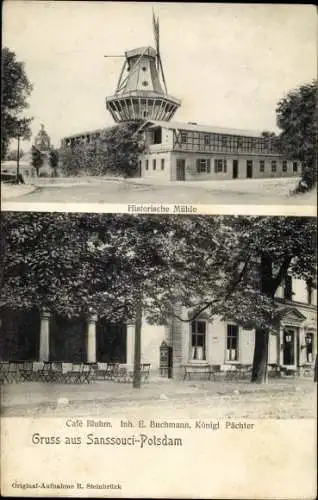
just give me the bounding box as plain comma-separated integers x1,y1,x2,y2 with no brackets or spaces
3,1,317,150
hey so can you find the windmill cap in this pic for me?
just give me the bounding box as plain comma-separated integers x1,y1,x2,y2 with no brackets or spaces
125,46,157,59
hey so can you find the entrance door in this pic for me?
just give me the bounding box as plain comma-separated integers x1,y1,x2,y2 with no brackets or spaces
246,160,253,178
232,160,238,179
176,159,185,181
282,328,295,365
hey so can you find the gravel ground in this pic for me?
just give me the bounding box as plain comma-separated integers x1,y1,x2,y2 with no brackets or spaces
1,176,315,205
1,377,316,419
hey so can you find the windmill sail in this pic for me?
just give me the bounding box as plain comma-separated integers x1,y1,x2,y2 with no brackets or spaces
153,11,168,93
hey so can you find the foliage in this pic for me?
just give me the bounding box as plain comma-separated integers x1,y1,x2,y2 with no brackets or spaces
49,149,59,169
1,47,33,160
261,131,276,137
31,146,43,175
276,80,317,191
5,149,24,161
1,213,315,321
60,121,145,177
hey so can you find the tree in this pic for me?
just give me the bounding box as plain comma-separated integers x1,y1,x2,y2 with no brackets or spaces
49,149,59,177
1,47,33,160
276,80,317,192
261,131,276,137
59,121,145,177
31,146,43,176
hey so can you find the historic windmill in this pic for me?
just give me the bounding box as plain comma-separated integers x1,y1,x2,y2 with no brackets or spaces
105,12,181,122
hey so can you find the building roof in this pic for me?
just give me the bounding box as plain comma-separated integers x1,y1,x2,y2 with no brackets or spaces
62,127,110,140
125,46,157,59
146,120,266,138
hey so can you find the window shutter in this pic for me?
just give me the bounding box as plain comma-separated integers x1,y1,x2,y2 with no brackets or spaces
214,159,218,173
196,159,200,173
207,159,211,173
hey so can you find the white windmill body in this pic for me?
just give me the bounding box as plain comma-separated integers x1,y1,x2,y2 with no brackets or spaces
106,14,180,122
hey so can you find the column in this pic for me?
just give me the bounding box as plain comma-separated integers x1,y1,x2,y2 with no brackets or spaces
163,324,172,344
87,314,97,363
39,309,51,361
276,327,282,367
126,324,135,367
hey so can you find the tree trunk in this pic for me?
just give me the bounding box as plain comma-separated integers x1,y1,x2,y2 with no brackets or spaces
251,328,269,383
132,296,142,389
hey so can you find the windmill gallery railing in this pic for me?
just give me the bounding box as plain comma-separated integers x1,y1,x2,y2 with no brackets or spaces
0,361,151,384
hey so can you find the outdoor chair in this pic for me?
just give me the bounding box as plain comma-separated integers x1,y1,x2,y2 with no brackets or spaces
7,362,20,383
67,363,84,384
268,363,281,378
32,362,44,381
38,361,54,382
115,366,129,383
224,365,238,380
19,361,34,381
141,363,151,382
0,362,10,383
50,362,64,383
104,363,119,381
96,362,108,380
81,363,96,383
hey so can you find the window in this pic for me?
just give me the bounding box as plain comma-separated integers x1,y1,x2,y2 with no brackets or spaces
161,158,165,170
145,159,149,170
293,162,298,172
282,161,287,172
260,160,265,172
153,127,162,144
271,160,277,172
196,158,211,173
307,280,313,305
214,159,227,173
284,275,293,300
226,324,239,361
305,333,313,363
221,136,228,148
204,134,210,146
153,159,156,170
180,132,187,144
191,321,206,360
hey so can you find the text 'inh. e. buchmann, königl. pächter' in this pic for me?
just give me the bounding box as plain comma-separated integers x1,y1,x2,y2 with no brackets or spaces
65,418,255,430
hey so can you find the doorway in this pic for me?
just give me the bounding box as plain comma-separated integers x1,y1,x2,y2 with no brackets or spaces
282,328,295,365
246,160,253,178
232,160,238,179
176,159,185,181
96,320,127,363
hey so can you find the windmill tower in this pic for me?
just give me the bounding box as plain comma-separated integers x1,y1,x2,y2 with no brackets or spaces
105,13,181,122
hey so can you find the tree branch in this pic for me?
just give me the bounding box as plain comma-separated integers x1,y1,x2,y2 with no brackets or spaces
272,255,293,292
169,253,252,323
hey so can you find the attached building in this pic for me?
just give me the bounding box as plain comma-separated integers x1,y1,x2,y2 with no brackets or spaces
139,120,300,181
